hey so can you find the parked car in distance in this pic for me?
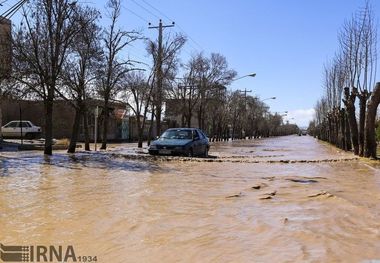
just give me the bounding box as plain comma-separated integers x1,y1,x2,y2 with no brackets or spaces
298,129,307,136
148,128,210,157
1,120,42,139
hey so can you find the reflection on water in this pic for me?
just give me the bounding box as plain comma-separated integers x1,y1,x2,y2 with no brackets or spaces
0,136,379,262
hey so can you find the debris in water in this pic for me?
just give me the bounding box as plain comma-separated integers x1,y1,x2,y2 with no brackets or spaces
259,190,277,200
261,176,275,181
287,178,318,184
226,192,244,198
259,195,273,200
308,191,334,198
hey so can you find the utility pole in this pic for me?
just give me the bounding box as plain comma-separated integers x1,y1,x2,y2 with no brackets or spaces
148,19,174,136
237,88,252,101
237,88,252,139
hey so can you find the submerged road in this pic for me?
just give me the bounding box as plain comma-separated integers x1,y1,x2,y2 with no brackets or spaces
0,135,379,262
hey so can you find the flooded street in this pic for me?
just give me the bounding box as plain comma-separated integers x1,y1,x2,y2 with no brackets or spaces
1,135,380,262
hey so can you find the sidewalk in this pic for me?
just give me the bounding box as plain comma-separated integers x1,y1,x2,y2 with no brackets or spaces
0,139,69,151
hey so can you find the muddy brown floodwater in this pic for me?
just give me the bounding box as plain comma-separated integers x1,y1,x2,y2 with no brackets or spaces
0,135,380,262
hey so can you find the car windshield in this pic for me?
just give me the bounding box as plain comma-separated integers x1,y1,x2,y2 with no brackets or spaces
161,130,192,140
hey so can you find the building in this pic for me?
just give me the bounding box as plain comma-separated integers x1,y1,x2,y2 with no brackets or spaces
1,99,129,141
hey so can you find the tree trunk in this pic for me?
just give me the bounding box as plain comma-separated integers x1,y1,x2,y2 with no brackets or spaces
345,112,352,151
68,107,82,153
101,98,109,150
197,104,202,129
44,98,54,155
156,105,161,137
187,111,192,128
364,83,380,158
181,112,185,127
83,106,90,151
147,106,155,146
358,91,369,156
136,117,143,148
343,87,359,155
339,109,346,150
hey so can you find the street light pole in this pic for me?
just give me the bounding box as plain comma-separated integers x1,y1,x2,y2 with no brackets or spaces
228,72,256,140
236,88,252,139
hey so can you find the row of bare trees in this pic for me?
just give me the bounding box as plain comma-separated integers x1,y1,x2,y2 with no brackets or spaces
167,80,297,141
9,0,139,154
309,2,380,159
2,0,292,155
123,50,295,146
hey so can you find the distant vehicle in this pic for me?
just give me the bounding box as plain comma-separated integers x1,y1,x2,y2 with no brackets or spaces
1,120,42,139
298,129,307,136
148,128,210,157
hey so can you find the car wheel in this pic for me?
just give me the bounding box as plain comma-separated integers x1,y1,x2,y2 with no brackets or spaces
187,148,193,157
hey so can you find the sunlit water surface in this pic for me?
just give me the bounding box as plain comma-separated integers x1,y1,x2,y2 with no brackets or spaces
1,136,379,262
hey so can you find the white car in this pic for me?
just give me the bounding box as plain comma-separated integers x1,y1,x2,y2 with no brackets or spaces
1,120,42,139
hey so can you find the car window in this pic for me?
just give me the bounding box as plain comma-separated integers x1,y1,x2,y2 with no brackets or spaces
161,130,192,139
20,122,31,128
4,121,18,128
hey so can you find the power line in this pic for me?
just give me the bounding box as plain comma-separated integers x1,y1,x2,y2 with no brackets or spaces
140,0,172,23
137,0,204,52
0,0,27,21
123,5,149,24
2,0,24,16
130,0,160,20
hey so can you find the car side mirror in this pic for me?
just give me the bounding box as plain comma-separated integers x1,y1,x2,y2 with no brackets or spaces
193,136,200,141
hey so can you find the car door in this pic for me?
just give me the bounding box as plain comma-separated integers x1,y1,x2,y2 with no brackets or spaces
192,130,203,155
2,121,19,137
197,130,207,153
20,121,31,136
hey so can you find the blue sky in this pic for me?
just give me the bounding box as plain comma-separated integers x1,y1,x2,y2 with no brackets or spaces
3,0,380,127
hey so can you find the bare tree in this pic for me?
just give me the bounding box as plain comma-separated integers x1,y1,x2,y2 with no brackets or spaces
339,2,377,156
168,54,205,128
147,32,186,135
12,0,83,155
191,52,236,131
364,82,380,158
0,17,12,144
97,0,140,150
122,71,154,148
62,6,101,153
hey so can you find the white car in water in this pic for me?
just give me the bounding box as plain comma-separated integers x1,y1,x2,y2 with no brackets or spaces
1,120,42,139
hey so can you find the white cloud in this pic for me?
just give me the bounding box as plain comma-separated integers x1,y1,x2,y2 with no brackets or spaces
284,108,315,128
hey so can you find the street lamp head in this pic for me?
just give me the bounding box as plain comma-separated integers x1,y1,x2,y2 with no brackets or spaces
232,72,257,81
262,96,276,101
